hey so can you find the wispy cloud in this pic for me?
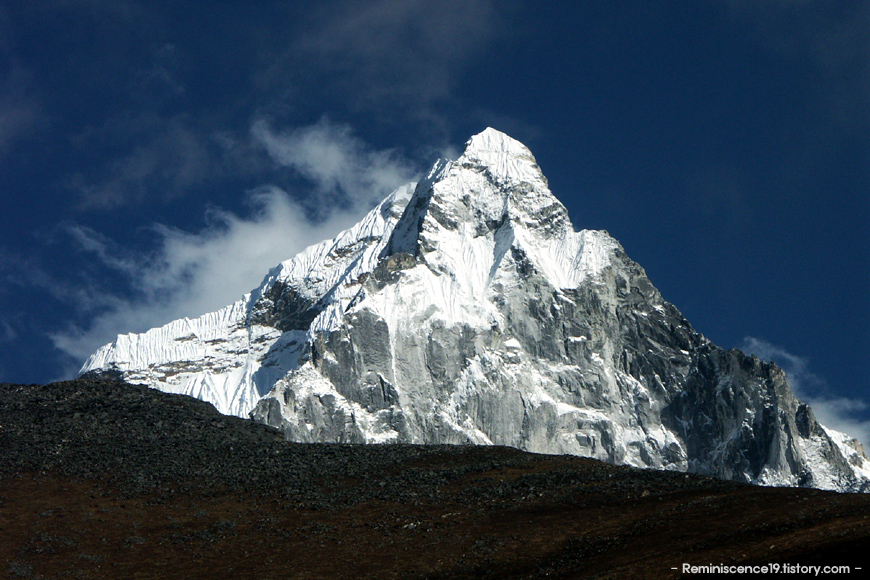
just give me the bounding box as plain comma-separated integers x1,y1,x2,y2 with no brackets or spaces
724,1,870,145
681,164,754,233
69,114,422,212
40,1,509,210
42,0,141,21
0,318,16,343
50,121,420,370
741,337,870,446
50,188,361,364
257,0,515,130
252,117,419,211
296,0,501,101
132,43,187,106
68,115,224,209
0,60,44,156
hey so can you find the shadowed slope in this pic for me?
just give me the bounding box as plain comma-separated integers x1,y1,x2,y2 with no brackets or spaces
1,378,868,579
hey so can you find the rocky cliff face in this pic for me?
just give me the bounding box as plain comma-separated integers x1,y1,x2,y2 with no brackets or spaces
81,128,869,492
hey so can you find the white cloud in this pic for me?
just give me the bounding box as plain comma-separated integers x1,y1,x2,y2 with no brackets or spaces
252,117,419,210
741,337,870,446
50,187,367,364
50,121,420,370
63,226,140,277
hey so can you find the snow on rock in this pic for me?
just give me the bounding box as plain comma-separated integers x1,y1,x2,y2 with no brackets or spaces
824,426,870,483
81,128,869,492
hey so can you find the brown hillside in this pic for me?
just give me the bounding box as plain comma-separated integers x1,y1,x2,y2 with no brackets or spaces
1,379,868,579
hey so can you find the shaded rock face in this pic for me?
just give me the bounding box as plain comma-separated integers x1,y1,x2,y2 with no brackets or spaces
82,129,868,492
249,280,322,332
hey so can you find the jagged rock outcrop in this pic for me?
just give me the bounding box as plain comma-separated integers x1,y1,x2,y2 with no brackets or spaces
81,128,869,491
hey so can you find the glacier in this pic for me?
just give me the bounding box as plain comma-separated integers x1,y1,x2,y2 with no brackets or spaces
81,128,870,492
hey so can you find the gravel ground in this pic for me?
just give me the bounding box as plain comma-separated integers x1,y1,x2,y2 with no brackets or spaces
2,378,869,579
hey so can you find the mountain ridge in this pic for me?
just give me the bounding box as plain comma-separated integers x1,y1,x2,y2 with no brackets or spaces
81,128,870,492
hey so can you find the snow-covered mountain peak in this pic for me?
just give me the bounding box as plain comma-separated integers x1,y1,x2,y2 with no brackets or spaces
80,129,870,493
382,128,607,296
458,127,547,189
461,127,536,166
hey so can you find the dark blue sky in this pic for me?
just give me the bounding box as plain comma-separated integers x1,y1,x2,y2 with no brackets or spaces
1,1,868,439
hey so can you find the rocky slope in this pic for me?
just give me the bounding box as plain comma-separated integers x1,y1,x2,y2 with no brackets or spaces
81,128,870,492
2,378,869,579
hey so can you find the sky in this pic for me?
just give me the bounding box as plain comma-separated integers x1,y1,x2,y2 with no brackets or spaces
1,1,868,441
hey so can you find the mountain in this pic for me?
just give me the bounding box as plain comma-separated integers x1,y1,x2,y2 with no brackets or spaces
81,128,870,492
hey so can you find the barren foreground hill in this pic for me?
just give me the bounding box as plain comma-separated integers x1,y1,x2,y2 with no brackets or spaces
1,378,868,579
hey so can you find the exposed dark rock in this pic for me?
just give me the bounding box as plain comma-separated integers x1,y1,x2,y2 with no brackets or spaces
249,279,322,332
